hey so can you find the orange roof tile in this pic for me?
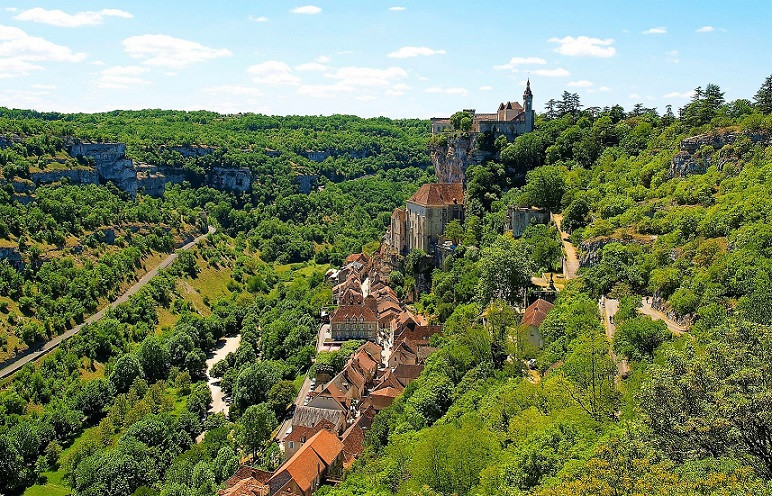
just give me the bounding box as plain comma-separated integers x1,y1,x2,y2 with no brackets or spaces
407,183,464,207
521,298,554,328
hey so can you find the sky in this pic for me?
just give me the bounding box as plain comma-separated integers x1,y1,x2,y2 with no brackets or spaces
0,0,770,118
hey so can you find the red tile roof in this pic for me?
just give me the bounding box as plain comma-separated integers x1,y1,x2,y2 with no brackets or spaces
407,183,464,207
521,298,554,328
330,304,377,324
270,429,343,495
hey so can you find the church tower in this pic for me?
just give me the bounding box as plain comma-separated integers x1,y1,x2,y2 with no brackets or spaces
523,79,534,132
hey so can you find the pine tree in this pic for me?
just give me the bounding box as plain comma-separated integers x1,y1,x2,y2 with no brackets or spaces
754,74,772,114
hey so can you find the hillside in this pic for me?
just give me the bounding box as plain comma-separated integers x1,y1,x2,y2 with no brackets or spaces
323,82,772,495
1,77,772,496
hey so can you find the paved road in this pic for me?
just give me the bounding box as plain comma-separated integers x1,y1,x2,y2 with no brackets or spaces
552,214,580,280
639,297,687,335
599,297,630,379
0,226,215,380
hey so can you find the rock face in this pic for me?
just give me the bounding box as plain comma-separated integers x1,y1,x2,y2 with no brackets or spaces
430,133,491,184
0,247,23,268
67,141,252,196
30,169,100,187
295,174,319,194
579,235,656,267
669,131,771,178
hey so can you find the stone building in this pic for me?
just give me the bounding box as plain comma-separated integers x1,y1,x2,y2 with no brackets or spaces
430,80,534,141
506,206,551,237
388,183,464,255
330,305,378,341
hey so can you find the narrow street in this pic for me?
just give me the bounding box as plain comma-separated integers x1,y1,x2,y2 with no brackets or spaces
552,214,579,280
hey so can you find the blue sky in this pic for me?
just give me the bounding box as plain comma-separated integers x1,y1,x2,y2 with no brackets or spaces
0,0,769,118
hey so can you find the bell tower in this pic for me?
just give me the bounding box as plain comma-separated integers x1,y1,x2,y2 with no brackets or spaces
523,79,534,132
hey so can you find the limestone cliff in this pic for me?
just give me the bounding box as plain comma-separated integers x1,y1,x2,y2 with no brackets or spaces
429,133,491,184
669,131,771,178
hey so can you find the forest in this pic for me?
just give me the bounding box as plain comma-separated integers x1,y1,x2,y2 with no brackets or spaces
0,74,771,496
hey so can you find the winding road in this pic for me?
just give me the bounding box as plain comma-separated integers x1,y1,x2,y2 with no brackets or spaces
0,225,215,380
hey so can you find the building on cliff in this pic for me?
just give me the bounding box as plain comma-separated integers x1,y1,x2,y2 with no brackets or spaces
387,183,464,255
430,80,534,140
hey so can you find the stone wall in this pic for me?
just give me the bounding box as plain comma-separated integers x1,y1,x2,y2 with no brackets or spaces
507,207,551,237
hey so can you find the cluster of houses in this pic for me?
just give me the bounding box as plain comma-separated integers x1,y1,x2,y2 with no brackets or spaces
220,251,442,496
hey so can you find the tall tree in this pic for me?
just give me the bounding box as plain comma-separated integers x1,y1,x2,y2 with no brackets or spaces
754,74,772,114
237,403,277,460
476,235,534,305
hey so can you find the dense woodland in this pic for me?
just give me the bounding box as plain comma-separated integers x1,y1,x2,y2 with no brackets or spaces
0,75,771,496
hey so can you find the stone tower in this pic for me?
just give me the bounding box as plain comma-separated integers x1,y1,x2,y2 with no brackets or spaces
523,79,534,132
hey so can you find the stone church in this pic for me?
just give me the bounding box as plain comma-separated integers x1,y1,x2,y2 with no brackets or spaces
387,183,464,255
430,80,534,141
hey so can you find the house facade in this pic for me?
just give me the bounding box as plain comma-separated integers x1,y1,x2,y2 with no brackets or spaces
330,305,378,341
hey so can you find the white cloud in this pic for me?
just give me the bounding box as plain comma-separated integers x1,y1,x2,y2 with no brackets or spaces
568,80,593,88
295,62,328,72
385,83,410,96
315,55,330,63
598,86,611,92
203,85,263,96
291,6,322,14
123,34,231,68
533,67,571,77
642,26,667,34
387,46,446,58
326,66,408,88
14,8,132,27
5,8,18,13
97,65,148,89
297,84,348,98
663,90,694,98
249,16,268,22
0,57,43,78
389,6,407,11
426,86,468,96
665,49,680,63
479,85,493,90
356,95,377,101
493,56,546,70
0,24,86,72
696,26,714,33
248,60,300,85
549,36,616,57
31,83,56,89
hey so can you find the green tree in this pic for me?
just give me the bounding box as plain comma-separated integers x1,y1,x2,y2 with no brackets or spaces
754,74,772,114
443,219,464,245
613,316,670,361
476,235,534,305
110,354,144,393
561,333,619,421
521,165,566,211
237,403,276,460
137,336,170,383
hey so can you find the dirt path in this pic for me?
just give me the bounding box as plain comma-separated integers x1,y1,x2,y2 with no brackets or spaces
639,297,687,335
206,333,241,415
552,214,580,280
599,297,629,379
0,226,215,380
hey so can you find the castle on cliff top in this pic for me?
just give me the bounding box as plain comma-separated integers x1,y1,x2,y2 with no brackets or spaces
430,80,534,141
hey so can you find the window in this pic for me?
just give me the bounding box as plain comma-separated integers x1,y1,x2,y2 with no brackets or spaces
289,441,294,449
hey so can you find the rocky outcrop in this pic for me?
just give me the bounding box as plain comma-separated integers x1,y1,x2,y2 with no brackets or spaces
669,131,772,178
0,247,23,268
68,141,251,196
652,295,693,327
30,169,99,187
579,235,656,267
163,145,215,158
430,133,491,184
295,174,319,194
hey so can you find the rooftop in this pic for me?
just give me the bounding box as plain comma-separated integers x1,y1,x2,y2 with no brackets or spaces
407,183,464,207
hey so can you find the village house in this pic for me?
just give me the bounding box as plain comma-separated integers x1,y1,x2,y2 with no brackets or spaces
520,298,554,348
267,429,345,496
330,304,378,341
